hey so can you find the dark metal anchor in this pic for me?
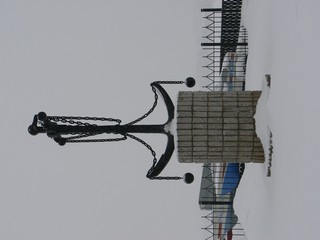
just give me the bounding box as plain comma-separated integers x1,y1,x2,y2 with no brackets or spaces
28,80,196,184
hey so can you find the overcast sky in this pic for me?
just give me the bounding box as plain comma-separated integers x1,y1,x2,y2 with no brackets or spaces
0,1,210,239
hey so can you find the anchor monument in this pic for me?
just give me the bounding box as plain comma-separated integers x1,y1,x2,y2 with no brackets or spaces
28,78,196,184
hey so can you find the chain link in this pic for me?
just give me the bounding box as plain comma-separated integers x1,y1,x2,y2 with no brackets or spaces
149,176,182,180
125,133,157,172
125,86,158,126
154,81,184,85
125,133,156,157
67,134,127,143
125,81,184,126
47,115,122,143
125,133,182,180
48,116,121,126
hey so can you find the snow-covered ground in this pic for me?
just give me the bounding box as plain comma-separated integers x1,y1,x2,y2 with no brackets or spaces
234,0,320,239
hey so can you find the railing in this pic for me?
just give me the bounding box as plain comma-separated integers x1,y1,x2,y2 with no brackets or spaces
202,211,247,240
201,0,248,91
200,1,249,239
200,164,247,240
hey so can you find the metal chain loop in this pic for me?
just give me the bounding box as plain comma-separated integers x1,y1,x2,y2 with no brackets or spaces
125,81,184,126
125,133,163,179
154,81,184,85
125,133,182,180
124,82,185,180
125,133,157,170
66,134,127,143
149,176,182,180
66,133,99,140
48,116,121,126
125,86,158,126
46,115,122,143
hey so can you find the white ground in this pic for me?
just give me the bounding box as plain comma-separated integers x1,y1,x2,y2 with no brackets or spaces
234,0,320,239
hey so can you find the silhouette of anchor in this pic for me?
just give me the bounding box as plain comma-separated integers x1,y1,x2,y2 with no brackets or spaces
28,79,196,184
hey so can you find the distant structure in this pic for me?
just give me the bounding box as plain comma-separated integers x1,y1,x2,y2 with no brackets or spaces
201,1,248,91
198,1,258,239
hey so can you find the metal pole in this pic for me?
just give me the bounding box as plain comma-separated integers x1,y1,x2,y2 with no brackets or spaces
46,123,167,135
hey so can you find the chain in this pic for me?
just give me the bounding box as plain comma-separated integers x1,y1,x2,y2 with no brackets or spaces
154,81,184,85
149,176,182,180
119,81,184,180
46,115,122,143
48,116,121,126
125,133,182,180
125,133,157,170
125,81,184,126
66,133,100,140
66,134,127,143
125,86,158,126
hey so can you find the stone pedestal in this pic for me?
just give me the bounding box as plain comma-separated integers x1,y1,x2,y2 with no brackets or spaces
177,91,264,163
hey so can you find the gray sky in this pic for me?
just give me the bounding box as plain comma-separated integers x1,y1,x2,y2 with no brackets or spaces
0,1,206,239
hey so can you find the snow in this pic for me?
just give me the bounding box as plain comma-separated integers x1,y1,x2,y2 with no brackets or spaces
234,0,320,239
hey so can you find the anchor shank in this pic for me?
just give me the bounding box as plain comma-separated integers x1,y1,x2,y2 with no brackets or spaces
47,124,167,135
